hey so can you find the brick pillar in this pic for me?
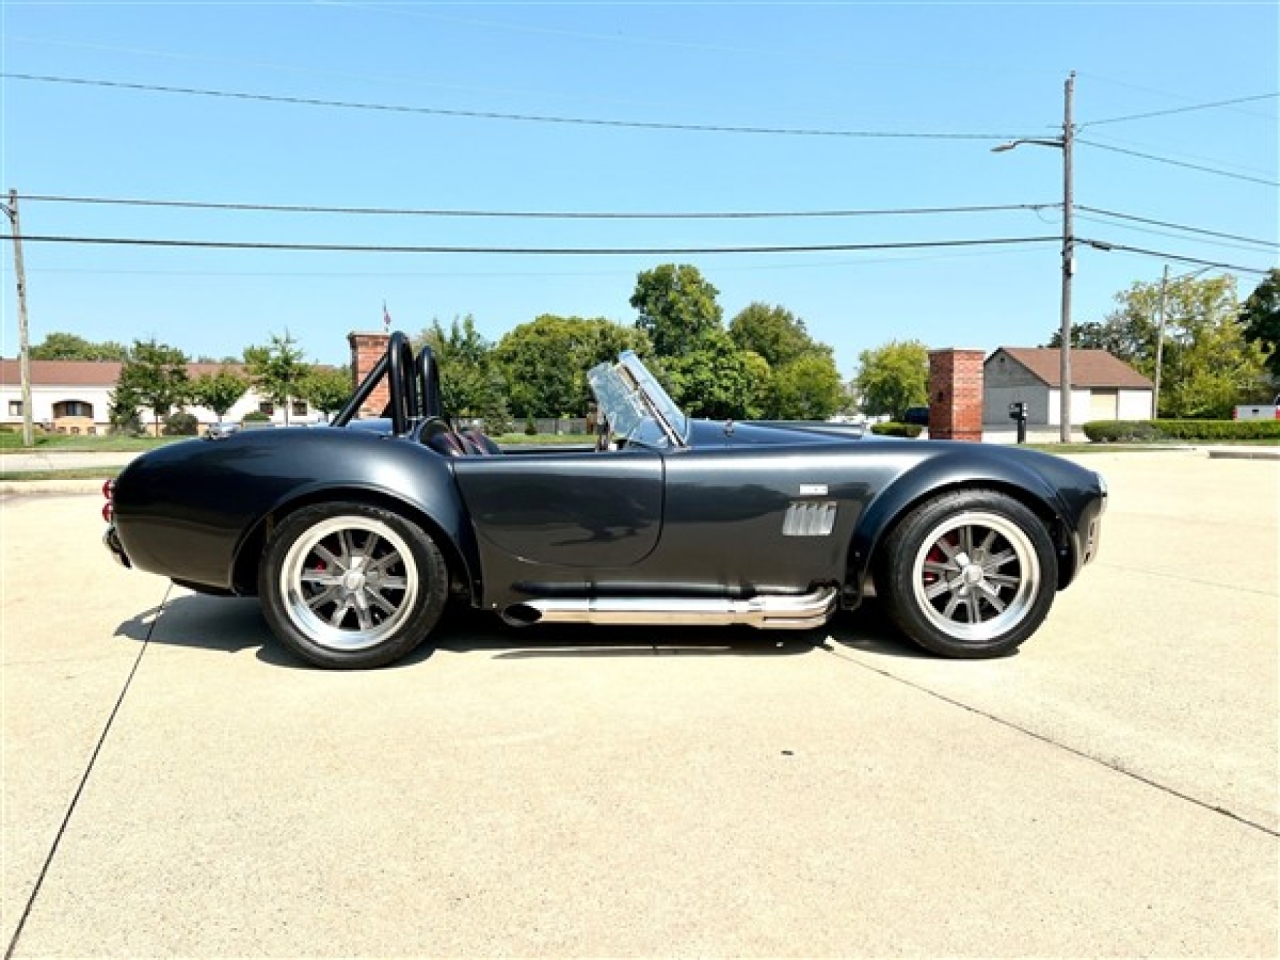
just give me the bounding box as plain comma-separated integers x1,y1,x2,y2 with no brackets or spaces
928,348,984,442
348,331,391,418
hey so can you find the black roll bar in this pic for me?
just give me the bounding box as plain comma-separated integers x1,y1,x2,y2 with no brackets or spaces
331,331,420,436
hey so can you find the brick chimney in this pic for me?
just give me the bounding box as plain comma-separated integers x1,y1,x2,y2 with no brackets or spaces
928,348,985,442
348,331,391,418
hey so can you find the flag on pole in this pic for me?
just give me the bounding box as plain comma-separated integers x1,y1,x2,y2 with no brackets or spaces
383,300,392,332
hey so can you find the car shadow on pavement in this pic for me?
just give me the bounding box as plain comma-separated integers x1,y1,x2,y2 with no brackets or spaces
113,595,930,669
822,605,938,660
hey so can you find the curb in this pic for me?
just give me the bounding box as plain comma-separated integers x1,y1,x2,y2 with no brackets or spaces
1206,448,1280,461
0,478,108,496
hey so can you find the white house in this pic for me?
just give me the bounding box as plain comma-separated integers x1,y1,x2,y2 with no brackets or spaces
0,359,328,435
984,347,1154,427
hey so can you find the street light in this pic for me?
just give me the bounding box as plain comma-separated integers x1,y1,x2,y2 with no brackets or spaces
993,71,1076,443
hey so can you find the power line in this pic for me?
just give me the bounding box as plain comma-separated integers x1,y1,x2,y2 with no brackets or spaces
0,72,1036,141
1076,206,1278,249
1085,240,1274,277
0,233,1060,256
1077,139,1279,187
16,193,1058,221
1075,213,1275,257
1080,92,1280,128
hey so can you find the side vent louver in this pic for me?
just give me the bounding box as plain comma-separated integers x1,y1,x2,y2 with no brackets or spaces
782,501,837,537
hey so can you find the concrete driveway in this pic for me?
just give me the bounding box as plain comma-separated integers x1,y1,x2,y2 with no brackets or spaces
2,450,1276,957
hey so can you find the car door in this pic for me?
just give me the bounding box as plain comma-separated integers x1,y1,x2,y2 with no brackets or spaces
451,449,664,569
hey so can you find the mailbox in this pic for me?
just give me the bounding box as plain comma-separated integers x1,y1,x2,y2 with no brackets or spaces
1008,402,1028,444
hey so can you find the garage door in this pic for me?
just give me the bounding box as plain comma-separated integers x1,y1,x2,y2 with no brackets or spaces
1090,389,1119,420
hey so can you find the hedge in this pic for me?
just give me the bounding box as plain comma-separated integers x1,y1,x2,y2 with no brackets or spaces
1083,419,1280,442
870,421,924,438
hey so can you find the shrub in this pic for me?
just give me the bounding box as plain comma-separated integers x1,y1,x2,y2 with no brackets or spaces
524,417,538,436
1083,419,1280,442
870,421,923,438
243,410,271,422
162,411,199,436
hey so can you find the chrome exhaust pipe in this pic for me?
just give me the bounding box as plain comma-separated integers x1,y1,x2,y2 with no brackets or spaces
502,585,837,631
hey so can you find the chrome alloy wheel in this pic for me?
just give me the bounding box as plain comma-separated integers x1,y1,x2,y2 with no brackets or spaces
910,510,1040,643
278,516,420,652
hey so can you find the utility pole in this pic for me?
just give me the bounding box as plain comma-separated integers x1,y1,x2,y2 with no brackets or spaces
4,190,34,448
992,71,1077,443
1059,71,1075,444
1153,264,1170,419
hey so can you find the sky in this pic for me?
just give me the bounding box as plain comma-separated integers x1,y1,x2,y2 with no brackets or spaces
1,1,1277,378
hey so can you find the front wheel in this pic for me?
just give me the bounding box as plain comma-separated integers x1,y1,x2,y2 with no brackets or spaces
875,490,1058,659
259,502,447,669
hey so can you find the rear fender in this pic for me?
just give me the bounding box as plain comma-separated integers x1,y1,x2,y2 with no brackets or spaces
231,481,482,604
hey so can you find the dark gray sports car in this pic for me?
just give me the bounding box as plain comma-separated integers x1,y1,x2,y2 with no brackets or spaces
104,333,1106,669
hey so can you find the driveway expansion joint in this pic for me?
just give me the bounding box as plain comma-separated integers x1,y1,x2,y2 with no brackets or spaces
820,642,1279,839
4,583,172,960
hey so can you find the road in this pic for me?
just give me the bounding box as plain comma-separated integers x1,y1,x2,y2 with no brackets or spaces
2,449,1276,957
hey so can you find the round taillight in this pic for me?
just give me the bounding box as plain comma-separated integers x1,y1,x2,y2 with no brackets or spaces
102,479,115,500
102,502,114,522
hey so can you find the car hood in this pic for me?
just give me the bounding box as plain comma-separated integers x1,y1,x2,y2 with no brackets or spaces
686,419,866,448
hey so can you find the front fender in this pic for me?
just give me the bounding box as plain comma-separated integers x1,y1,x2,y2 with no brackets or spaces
845,448,1076,599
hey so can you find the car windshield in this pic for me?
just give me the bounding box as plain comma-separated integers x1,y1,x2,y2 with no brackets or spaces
587,351,690,449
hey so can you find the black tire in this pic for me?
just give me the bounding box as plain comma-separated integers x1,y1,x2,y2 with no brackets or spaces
258,502,448,669
874,489,1057,659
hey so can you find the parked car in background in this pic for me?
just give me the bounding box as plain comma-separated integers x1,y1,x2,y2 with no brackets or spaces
205,421,241,439
103,333,1107,670
1233,395,1280,421
903,407,931,427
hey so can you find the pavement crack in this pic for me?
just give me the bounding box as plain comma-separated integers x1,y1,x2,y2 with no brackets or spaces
4,582,172,960
820,643,1280,840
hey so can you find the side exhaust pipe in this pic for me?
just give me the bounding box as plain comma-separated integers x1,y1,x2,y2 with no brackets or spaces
502,585,837,631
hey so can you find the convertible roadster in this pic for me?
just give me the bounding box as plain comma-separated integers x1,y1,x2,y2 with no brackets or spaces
103,332,1106,669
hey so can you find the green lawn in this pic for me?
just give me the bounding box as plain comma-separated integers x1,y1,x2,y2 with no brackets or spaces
0,433,184,453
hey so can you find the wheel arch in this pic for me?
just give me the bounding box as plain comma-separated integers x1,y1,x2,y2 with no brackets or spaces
847,468,1075,598
231,484,480,605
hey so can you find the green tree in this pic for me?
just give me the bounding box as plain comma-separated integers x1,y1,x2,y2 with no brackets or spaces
191,367,249,418
729,303,818,368
31,332,129,361
245,331,307,426
1162,317,1270,418
1239,268,1280,381
297,365,353,417
769,352,845,420
854,340,929,421
495,315,651,418
416,315,508,424
1095,276,1266,417
663,328,763,420
117,338,190,435
107,383,143,436
630,263,723,357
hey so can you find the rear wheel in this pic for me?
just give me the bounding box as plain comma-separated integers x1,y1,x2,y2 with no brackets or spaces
875,490,1057,659
259,502,447,669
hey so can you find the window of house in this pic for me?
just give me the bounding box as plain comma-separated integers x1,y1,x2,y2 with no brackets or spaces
7,401,21,416
291,400,308,417
258,401,275,416
54,400,95,418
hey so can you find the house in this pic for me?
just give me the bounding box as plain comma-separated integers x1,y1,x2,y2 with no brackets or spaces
0,359,327,435
984,348,1154,427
